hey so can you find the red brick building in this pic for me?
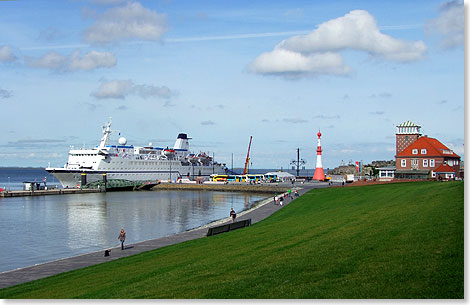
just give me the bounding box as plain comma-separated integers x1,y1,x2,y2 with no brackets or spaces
394,121,461,179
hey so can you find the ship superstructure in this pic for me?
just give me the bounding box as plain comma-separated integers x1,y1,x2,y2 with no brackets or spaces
46,120,227,188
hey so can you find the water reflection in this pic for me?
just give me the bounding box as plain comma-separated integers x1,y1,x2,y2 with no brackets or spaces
0,190,269,272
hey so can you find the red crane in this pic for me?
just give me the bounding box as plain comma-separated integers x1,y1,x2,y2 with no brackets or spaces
243,136,252,175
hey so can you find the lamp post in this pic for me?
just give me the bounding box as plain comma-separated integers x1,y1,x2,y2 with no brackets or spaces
290,148,306,177
8,176,10,191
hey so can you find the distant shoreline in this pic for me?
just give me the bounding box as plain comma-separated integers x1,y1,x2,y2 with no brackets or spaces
0,167,46,169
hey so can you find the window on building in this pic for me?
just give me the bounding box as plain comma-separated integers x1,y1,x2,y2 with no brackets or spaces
387,172,393,177
405,136,409,141
421,149,427,154
411,159,418,166
423,159,428,167
401,159,406,167
430,159,435,167
412,149,418,154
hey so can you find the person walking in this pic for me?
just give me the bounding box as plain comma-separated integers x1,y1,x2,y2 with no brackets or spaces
118,229,126,250
230,208,237,222
279,196,284,206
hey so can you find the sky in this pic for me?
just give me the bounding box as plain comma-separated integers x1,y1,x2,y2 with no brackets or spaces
0,0,465,170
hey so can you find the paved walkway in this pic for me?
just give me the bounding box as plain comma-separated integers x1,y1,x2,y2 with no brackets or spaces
0,182,327,289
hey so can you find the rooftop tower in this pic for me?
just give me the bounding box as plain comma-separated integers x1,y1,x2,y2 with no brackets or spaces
396,121,421,155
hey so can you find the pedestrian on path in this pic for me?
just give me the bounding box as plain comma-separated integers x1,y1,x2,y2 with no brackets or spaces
230,208,237,222
118,229,126,250
279,196,284,206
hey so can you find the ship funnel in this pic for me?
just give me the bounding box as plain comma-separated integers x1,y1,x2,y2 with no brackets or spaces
174,133,191,150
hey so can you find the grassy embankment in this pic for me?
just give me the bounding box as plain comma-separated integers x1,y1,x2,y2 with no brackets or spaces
0,181,463,298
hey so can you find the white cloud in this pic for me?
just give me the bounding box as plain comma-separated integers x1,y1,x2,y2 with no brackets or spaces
91,79,174,100
446,141,464,156
279,10,426,62
426,1,464,48
0,45,17,62
134,84,172,99
250,10,426,77
25,51,66,69
91,80,134,99
25,50,116,71
250,49,351,77
69,50,116,70
83,2,167,44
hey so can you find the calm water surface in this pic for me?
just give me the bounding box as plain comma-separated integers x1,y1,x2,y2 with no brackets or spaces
0,190,269,272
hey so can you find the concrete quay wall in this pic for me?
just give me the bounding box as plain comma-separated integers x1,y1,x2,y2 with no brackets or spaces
0,188,102,197
151,183,289,194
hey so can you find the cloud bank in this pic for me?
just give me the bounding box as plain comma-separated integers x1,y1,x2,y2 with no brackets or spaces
83,2,168,44
250,10,427,78
0,45,17,63
25,50,116,71
91,79,174,100
426,0,464,49
0,89,12,99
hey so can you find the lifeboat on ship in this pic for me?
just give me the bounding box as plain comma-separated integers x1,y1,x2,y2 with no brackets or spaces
196,152,211,165
162,148,175,157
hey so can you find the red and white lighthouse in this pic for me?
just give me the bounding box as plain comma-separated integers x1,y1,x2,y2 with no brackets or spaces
313,130,325,181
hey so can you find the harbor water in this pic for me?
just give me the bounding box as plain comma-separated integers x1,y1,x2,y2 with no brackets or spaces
0,169,270,273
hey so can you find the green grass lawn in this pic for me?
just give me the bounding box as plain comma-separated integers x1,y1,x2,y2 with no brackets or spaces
0,181,463,298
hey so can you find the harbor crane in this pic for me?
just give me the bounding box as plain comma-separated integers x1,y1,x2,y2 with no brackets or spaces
243,136,252,175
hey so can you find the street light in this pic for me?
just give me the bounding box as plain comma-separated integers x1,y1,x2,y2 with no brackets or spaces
290,148,306,177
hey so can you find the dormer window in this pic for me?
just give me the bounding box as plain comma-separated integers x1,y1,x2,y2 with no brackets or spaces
412,149,418,154
421,149,427,154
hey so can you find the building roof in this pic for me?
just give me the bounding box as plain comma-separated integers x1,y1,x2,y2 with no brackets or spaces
397,121,420,127
395,169,430,174
434,164,457,173
377,167,396,170
395,136,460,158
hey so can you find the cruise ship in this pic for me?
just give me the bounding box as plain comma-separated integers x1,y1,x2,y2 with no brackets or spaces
46,120,227,188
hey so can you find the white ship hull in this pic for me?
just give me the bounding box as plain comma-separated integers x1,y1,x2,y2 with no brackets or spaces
46,119,227,188
47,165,224,188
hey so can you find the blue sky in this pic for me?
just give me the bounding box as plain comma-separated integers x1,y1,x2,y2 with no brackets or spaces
0,0,464,169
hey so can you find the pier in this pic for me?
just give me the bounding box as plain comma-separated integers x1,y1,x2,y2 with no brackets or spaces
0,188,102,198
0,182,295,198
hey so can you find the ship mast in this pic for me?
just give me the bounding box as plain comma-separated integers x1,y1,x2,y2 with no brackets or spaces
99,118,112,150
